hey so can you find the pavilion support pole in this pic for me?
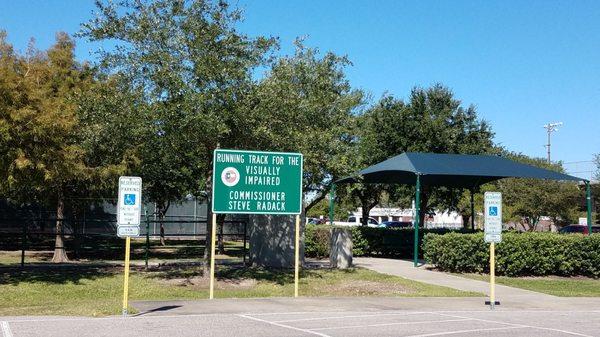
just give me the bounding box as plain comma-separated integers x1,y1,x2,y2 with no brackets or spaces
470,189,475,231
586,181,593,235
414,174,421,267
329,183,335,225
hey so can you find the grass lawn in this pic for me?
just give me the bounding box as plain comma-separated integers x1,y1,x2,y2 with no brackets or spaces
456,273,600,297
0,265,480,317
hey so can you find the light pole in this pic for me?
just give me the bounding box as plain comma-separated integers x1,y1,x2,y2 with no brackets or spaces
543,122,563,163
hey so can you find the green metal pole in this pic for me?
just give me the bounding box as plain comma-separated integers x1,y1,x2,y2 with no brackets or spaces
470,189,475,231
21,221,26,268
329,184,335,225
414,175,421,267
586,181,592,235
145,208,150,269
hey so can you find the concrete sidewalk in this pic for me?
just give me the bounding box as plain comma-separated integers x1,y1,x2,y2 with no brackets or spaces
353,257,600,309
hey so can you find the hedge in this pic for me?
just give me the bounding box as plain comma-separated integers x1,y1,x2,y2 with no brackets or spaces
423,232,600,277
305,224,473,259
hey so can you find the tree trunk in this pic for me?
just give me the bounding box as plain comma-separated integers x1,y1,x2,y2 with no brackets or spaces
51,197,69,263
159,222,165,246
304,191,326,214
462,214,471,230
360,198,379,226
361,201,370,226
157,201,169,246
203,168,214,273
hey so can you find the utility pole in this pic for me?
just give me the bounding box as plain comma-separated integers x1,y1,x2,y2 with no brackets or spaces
543,122,563,163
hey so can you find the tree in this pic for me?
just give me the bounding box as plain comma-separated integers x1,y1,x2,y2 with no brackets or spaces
0,32,126,262
81,0,278,257
495,153,581,230
242,40,364,211
347,85,495,226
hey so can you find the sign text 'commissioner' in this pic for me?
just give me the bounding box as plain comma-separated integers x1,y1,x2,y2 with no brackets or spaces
212,149,303,214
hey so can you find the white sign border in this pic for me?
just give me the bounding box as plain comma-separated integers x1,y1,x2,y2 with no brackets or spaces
117,176,143,226
211,149,304,215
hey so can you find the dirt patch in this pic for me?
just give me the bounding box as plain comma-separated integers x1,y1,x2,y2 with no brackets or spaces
160,275,257,290
321,279,410,296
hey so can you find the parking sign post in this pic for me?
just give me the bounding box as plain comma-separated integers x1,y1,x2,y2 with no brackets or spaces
294,214,300,297
484,191,502,309
209,213,217,299
117,176,142,316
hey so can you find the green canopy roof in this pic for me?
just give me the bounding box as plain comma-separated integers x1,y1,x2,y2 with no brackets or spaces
338,152,584,188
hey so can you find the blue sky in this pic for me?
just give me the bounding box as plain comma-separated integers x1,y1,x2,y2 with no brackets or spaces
1,0,598,179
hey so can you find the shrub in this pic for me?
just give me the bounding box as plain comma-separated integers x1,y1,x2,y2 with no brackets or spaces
304,224,472,259
305,224,331,258
423,232,600,277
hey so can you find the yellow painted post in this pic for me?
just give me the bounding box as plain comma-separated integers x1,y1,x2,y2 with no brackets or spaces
122,236,131,316
294,214,300,298
490,242,496,310
209,213,217,299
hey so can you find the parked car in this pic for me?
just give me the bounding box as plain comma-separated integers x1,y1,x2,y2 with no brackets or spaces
559,225,600,234
347,216,379,227
379,221,412,229
307,217,327,225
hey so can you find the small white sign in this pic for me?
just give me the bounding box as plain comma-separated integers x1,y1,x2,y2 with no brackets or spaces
117,176,142,226
117,225,140,238
579,217,588,226
484,192,502,243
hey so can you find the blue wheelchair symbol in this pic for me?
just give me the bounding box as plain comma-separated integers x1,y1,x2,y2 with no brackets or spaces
124,194,136,205
489,206,498,216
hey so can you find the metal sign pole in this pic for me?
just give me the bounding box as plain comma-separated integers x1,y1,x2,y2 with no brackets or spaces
413,175,421,267
294,214,300,298
145,209,150,269
470,189,475,230
122,236,131,316
329,184,335,225
209,213,217,299
116,176,142,317
484,191,501,309
489,242,495,310
586,181,593,235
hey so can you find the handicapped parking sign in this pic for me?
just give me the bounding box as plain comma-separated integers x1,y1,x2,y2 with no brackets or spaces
489,206,498,216
124,194,136,205
117,176,142,227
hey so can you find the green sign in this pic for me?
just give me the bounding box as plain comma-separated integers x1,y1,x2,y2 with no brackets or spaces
212,149,303,214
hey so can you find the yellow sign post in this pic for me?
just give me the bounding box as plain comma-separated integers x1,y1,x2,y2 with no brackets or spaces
117,176,142,317
489,242,495,309
209,213,217,299
122,236,131,316
294,215,300,298
484,191,501,309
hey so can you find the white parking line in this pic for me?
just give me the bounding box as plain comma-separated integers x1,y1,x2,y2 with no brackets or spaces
1,321,13,337
237,314,331,337
273,311,427,323
434,312,594,337
310,318,471,331
405,326,525,337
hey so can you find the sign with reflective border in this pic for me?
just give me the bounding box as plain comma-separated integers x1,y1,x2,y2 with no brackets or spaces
117,176,142,227
212,149,303,214
117,225,140,238
484,191,502,243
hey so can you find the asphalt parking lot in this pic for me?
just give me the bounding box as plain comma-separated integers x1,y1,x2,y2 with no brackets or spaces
3,298,600,337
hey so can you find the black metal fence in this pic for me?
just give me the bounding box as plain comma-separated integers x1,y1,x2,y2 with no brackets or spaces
1,218,248,267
